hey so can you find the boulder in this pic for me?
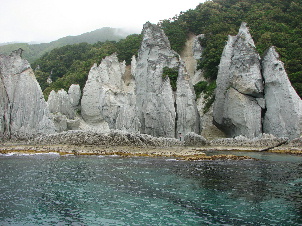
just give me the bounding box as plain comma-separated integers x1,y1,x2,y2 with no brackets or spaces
262,46,302,139
184,132,207,146
0,49,55,139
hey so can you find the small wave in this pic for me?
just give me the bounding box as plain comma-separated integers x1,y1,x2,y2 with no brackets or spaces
165,158,178,161
0,152,60,156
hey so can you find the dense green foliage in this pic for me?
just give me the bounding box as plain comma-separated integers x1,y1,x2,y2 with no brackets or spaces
159,0,302,98
17,0,302,101
0,27,133,63
32,34,142,98
194,81,216,113
162,67,179,91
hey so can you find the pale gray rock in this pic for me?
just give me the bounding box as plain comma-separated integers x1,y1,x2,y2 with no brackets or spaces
180,34,204,85
230,23,263,97
213,23,263,138
34,130,182,147
196,96,226,140
184,132,207,146
68,84,81,108
193,34,204,60
222,87,262,138
135,22,179,138
262,46,302,139
176,62,200,137
51,113,68,132
81,53,139,132
48,89,75,119
0,49,55,139
210,133,288,148
131,55,137,77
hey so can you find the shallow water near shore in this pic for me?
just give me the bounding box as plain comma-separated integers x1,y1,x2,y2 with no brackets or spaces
0,152,301,225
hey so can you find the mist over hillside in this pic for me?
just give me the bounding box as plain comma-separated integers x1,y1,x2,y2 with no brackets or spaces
0,27,137,63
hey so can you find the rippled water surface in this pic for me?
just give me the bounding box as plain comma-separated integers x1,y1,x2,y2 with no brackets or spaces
0,152,301,225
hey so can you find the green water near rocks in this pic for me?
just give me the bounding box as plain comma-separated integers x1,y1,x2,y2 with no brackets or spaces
0,152,301,225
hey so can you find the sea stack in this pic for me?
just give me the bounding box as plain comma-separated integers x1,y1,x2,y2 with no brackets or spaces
0,49,55,139
213,22,263,138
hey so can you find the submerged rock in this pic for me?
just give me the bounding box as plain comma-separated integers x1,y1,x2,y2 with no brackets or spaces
262,47,302,139
0,49,55,139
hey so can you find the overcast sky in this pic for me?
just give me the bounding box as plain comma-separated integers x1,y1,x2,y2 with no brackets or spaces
0,0,205,43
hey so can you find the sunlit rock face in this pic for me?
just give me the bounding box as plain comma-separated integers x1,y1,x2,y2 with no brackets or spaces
262,46,302,139
213,23,263,138
81,53,139,132
135,22,200,138
0,49,55,139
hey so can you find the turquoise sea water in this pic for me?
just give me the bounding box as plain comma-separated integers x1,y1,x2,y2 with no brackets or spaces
0,151,301,225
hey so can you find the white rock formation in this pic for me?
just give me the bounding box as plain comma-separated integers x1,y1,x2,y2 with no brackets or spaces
135,22,201,138
262,46,302,139
47,88,82,132
68,84,81,108
48,89,75,119
213,22,263,138
176,62,200,137
135,22,179,137
0,49,55,139
81,53,139,132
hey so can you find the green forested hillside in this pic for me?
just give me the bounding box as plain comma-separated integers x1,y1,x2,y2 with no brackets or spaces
32,0,302,99
0,27,133,63
159,0,302,98
32,34,142,98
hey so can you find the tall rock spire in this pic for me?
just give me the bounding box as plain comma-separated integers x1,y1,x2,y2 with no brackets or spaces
213,22,263,138
0,49,55,139
135,22,199,138
262,46,302,139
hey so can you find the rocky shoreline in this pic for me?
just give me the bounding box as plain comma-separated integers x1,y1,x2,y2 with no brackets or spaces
1,131,301,160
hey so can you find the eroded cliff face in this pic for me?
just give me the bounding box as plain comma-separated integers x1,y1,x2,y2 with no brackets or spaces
213,23,302,139
262,47,302,139
81,53,139,133
213,23,263,138
135,22,200,138
47,85,82,132
0,49,55,139
176,62,200,137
